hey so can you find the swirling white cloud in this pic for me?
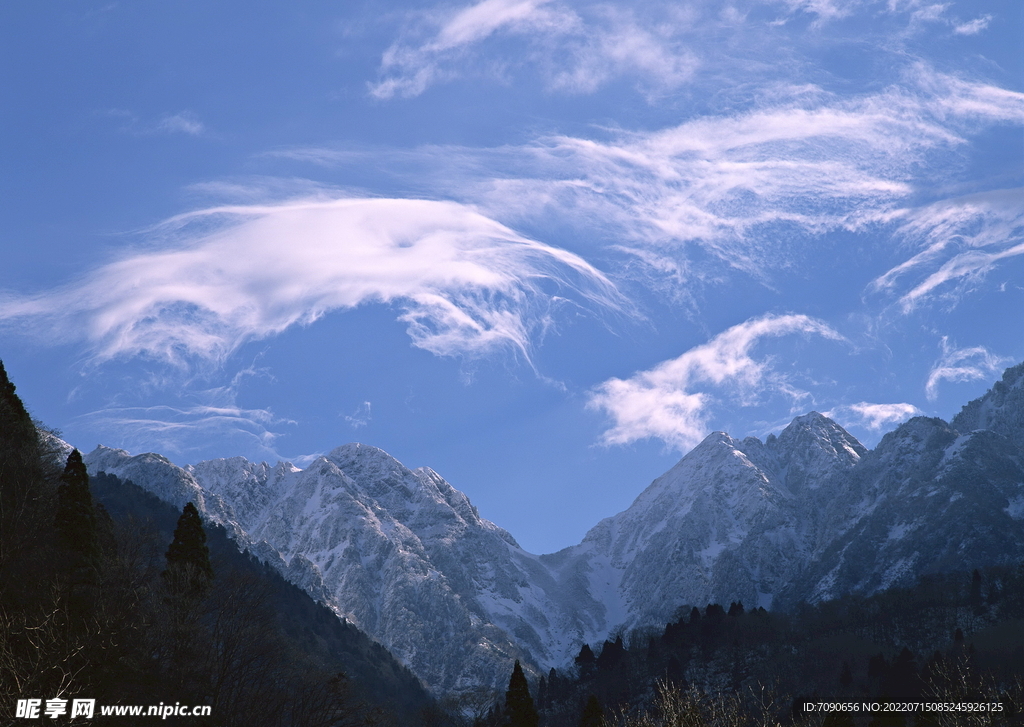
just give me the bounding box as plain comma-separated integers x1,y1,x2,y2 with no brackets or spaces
0,197,625,366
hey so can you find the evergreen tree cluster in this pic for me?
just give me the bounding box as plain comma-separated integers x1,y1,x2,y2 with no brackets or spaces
529,572,1024,726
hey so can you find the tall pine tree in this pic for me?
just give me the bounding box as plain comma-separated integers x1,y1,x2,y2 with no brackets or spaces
0,359,47,575
54,449,100,575
575,643,597,679
0,360,40,474
503,660,538,727
163,502,213,594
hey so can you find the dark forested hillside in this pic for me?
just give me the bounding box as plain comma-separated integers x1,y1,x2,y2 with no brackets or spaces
0,360,438,726
524,566,1024,726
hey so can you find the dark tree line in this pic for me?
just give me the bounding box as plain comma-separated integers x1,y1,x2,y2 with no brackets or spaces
527,570,1024,726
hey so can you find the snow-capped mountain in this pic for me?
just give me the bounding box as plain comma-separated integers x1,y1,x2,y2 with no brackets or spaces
82,362,1024,696
780,362,1024,607
84,442,595,693
545,412,866,629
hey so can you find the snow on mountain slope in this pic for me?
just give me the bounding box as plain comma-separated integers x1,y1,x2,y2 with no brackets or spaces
172,443,600,693
779,416,1024,607
75,413,880,693
549,413,865,627
83,447,244,542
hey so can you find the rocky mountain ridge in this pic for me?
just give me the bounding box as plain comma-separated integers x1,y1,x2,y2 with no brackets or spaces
81,362,1024,695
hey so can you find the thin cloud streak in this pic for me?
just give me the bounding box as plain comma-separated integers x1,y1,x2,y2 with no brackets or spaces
67,362,299,462
369,0,1003,100
588,314,844,452
346,66,1024,309
104,109,207,136
0,197,627,366
370,0,702,99
826,401,922,432
344,401,373,429
155,111,205,136
953,15,992,36
925,336,1009,401
871,188,1024,311
74,403,292,460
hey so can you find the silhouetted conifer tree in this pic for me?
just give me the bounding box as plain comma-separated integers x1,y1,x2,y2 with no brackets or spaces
839,660,853,689
575,644,596,679
163,502,213,593
868,653,888,682
597,635,624,671
704,603,726,622
0,360,38,467
0,359,47,574
887,647,920,701
503,660,538,727
54,449,100,575
689,606,701,624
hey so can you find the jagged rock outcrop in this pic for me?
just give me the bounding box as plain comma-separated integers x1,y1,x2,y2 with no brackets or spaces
952,361,1024,451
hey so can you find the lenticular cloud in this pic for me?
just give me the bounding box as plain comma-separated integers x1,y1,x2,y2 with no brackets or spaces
0,197,623,364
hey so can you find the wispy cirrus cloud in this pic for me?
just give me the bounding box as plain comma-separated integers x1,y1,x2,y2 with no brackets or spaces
925,337,1009,401
370,0,704,99
343,401,373,429
297,66,1023,311
154,111,206,136
105,109,206,136
825,401,922,431
370,0,574,99
77,403,288,458
0,197,626,366
588,314,843,451
466,67,1023,292
952,15,992,35
369,0,1002,100
73,364,293,460
871,188,1024,311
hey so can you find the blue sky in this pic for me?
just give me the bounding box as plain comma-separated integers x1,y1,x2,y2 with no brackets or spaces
1,0,1021,553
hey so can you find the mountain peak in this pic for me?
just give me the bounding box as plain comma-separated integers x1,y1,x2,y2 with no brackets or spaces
733,412,864,494
326,442,408,477
780,411,855,439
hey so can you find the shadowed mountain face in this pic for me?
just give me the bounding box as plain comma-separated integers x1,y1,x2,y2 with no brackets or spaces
84,364,1024,696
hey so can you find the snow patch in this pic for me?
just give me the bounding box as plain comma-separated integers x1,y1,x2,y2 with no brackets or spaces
1005,494,1024,520
887,523,913,541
